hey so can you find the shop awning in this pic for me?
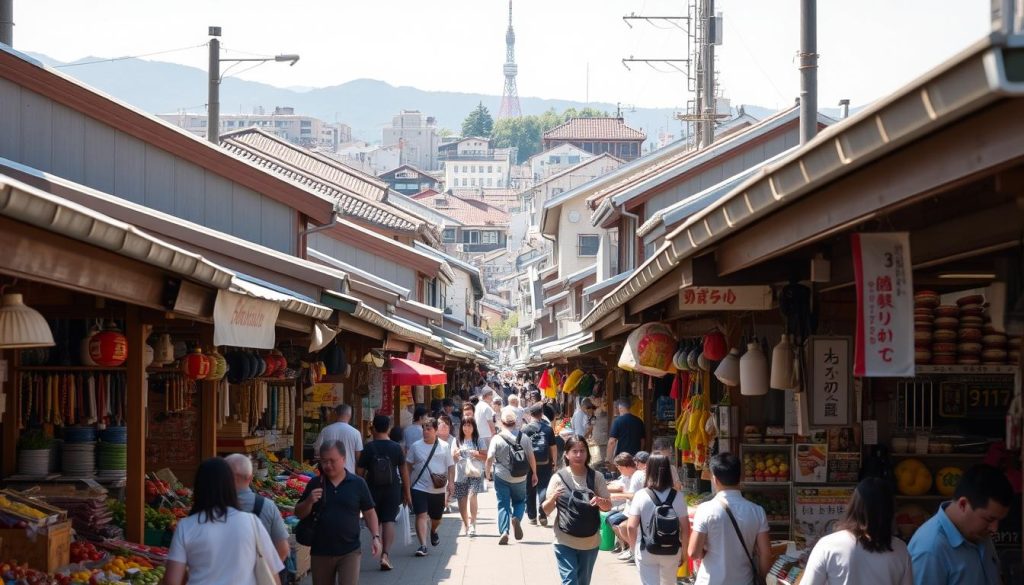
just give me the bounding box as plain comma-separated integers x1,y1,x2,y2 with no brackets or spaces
389,357,447,386
540,331,593,360
231,273,334,321
582,33,1024,330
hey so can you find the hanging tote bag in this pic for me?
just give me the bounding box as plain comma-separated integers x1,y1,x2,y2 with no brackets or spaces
397,504,413,546
250,513,279,585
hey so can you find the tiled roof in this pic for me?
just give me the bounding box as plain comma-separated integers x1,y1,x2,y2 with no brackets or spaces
221,129,432,236
543,117,646,142
412,192,510,226
223,128,388,200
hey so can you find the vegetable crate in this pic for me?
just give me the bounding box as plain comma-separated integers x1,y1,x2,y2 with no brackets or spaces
0,520,71,572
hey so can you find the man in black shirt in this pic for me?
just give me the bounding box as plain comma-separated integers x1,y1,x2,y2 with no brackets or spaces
521,403,558,526
606,399,645,463
356,415,409,572
296,441,381,585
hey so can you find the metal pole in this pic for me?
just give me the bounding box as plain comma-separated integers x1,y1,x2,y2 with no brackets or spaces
700,0,715,149
207,35,220,144
799,0,818,144
0,0,13,46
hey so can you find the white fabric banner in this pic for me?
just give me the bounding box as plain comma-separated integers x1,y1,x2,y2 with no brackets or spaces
213,290,280,349
852,232,915,377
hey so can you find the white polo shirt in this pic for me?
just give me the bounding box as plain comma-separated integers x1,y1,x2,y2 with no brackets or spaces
692,490,769,585
475,401,495,439
313,421,363,473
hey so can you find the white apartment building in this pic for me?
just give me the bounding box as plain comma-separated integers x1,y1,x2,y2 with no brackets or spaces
381,110,440,171
157,107,350,151
526,143,594,181
440,137,513,190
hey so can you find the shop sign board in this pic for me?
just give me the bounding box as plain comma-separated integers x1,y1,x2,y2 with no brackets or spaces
213,290,280,349
678,285,774,311
794,486,855,548
852,232,915,377
810,337,851,425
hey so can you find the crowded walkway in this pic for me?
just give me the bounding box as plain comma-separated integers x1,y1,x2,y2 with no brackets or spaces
299,485,641,585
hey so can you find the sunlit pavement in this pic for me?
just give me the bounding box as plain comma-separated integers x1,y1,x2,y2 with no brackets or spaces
298,484,645,584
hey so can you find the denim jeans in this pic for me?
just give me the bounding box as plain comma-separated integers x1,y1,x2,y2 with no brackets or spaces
554,544,600,585
493,476,527,535
527,464,553,520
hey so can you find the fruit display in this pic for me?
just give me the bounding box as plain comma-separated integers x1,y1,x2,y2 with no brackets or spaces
934,466,963,497
69,542,104,564
895,504,931,539
742,450,790,482
894,458,933,496
0,561,62,584
745,490,790,522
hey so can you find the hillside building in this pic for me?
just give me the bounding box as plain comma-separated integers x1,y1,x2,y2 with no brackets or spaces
381,110,440,171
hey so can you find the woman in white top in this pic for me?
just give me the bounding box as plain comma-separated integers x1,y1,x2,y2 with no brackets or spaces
165,457,284,585
625,454,689,585
802,477,913,585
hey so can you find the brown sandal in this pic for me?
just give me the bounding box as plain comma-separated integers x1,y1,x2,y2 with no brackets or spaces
380,553,393,571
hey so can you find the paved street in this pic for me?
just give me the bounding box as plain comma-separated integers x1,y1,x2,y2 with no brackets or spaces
299,486,643,585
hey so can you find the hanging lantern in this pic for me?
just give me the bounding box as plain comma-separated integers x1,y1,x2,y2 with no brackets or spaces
153,334,175,366
181,347,211,380
143,343,155,368
80,322,100,366
703,329,728,361
739,342,769,396
250,351,266,378
89,321,127,367
714,348,741,386
270,349,288,377
617,323,677,377
770,334,797,391
207,348,228,381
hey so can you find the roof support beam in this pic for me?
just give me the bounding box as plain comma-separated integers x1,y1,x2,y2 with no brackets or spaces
715,99,1024,276
625,264,689,315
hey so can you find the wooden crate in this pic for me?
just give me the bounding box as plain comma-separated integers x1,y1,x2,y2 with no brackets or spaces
0,520,71,572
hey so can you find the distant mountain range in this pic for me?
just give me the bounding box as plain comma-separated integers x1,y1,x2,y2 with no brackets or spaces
29,52,831,143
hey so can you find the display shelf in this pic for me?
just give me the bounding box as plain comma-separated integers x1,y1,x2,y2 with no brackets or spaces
915,365,1018,375
895,494,949,500
744,481,793,487
17,366,127,372
890,452,986,458
741,442,793,448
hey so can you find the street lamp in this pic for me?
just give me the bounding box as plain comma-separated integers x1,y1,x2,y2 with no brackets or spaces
207,26,299,144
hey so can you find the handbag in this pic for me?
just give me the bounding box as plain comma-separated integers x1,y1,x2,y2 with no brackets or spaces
294,477,323,547
463,446,483,478
720,499,759,585
250,513,279,585
412,440,442,489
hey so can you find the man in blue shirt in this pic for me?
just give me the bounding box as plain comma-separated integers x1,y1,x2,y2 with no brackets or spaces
908,464,1013,585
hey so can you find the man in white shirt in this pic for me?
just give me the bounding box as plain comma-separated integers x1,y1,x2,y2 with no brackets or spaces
474,388,497,450
313,404,363,473
571,398,596,440
688,452,771,585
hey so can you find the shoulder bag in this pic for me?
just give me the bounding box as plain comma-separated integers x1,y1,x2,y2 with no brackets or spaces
294,477,323,547
720,499,759,585
250,513,279,585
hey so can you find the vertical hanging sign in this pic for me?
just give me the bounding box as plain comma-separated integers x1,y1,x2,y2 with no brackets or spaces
851,232,915,377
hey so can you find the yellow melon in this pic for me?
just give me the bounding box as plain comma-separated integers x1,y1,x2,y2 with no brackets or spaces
935,467,963,497
895,458,933,496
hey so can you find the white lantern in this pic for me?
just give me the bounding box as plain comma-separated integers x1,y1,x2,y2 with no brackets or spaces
770,334,797,391
714,348,741,386
739,342,769,396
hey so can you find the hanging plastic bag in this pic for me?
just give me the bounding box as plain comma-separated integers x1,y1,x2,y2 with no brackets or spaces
397,504,412,546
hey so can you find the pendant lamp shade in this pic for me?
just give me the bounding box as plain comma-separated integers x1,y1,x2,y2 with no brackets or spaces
770,334,797,391
739,342,769,396
714,348,741,386
0,294,55,348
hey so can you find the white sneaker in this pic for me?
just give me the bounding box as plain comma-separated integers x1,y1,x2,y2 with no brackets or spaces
617,549,633,561
469,524,476,536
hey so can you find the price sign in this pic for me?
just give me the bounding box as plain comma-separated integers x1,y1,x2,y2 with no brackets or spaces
938,375,1014,420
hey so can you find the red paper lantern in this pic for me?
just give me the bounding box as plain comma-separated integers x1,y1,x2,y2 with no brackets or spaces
267,350,287,377
703,329,728,361
89,324,127,367
181,347,211,380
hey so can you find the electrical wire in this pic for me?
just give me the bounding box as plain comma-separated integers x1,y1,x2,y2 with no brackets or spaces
54,43,208,68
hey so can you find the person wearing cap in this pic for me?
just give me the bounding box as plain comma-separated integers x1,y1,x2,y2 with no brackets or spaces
486,407,538,545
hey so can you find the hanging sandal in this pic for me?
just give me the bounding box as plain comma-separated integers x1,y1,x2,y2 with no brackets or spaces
380,553,393,571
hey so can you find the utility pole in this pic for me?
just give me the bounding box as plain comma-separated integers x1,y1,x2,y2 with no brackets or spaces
206,26,299,144
700,0,716,148
799,0,818,144
1,0,13,46
207,28,221,144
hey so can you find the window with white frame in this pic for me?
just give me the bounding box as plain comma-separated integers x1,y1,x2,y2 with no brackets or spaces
577,234,600,257
482,231,499,244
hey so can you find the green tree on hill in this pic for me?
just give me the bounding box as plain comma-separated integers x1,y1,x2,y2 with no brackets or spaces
461,102,494,138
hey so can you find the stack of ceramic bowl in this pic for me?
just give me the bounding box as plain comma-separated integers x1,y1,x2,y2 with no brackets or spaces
1009,336,1021,364
97,426,128,479
932,303,962,365
914,290,940,364
61,426,97,478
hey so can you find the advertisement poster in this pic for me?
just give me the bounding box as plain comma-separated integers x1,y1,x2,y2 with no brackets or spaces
795,443,828,483
810,337,852,425
827,453,861,483
794,487,855,548
851,232,915,377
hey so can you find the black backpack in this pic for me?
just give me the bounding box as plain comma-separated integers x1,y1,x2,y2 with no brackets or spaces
555,468,601,537
522,422,550,464
641,489,682,555
500,433,530,477
365,442,395,488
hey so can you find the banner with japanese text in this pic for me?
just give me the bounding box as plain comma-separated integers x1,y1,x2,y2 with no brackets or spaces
851,232,914,377
810,337,851,425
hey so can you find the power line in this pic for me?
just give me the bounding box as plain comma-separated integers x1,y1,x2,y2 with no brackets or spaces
55,43,208,68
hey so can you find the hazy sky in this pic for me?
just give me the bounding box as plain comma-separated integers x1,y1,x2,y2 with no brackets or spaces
13,1,991,111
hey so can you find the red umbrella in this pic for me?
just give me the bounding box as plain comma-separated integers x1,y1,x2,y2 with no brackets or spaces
388,357,447,386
